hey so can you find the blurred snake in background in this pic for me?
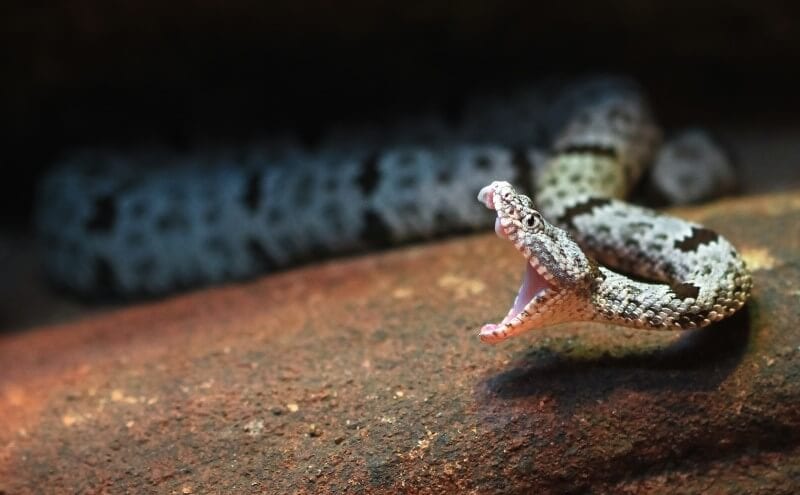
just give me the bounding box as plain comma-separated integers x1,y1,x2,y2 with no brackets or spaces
36,76,749,339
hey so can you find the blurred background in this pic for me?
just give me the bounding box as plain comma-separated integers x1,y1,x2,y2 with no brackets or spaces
3,1,800,331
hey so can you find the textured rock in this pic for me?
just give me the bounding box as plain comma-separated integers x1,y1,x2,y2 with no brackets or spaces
1,191,800,494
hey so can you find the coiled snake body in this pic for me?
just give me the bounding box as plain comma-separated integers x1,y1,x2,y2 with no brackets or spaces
36,77,751,341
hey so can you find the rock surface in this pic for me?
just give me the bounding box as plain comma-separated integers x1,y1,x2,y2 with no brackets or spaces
2,191,799,494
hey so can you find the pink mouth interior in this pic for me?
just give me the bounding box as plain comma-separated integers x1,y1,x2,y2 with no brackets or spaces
502,261,549,325
494,217,505,237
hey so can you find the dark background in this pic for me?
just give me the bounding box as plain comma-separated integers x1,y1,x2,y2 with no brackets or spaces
4,0,800,227
2,1,800,329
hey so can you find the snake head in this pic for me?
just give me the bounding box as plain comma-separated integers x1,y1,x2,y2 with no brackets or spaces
476,181,600,343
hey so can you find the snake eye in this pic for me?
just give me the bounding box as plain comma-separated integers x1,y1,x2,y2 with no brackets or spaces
524,213,542,229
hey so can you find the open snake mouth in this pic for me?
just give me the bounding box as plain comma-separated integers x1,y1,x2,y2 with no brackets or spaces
477,184,556,340
505,260,552,322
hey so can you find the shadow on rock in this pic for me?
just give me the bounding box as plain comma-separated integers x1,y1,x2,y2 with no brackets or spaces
482,307,751,409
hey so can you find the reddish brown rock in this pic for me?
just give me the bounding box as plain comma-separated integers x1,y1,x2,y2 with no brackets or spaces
1,191,799,494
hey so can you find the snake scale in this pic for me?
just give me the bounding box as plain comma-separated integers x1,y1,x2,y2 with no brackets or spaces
36,76,750,342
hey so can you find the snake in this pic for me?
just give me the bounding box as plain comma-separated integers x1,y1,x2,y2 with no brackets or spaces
476,92,751,343
35,75,751,335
